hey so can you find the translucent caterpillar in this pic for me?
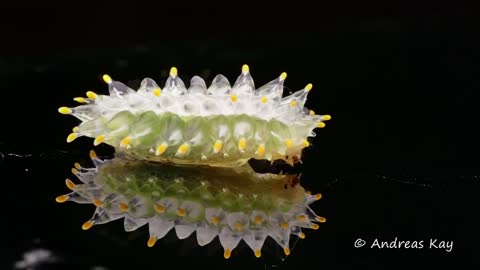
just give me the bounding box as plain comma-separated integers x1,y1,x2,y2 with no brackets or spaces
58,65,331,166
56,151,326,258
56,65,331,259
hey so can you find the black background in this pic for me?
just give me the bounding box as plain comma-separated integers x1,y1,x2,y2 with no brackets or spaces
1,2,478,269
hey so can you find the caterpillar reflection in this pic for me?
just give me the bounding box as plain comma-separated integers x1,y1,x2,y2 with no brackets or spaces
56,151,326,258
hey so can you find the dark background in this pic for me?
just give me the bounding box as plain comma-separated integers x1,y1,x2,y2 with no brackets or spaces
1,2,478,269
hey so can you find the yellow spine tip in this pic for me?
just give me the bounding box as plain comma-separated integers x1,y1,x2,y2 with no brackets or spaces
213,140,223,153
314,193,322,200
311,224,320,230
284,247,291,256
73,97,87,103
153,88,162,97
89,150,97,159
211,216,221,225
234,222,244,231
154,204,166,213
177,143,189,155
58,107,72,114
281,222,289,230
92,199,103,207
55,195,69,203
230,94,238,102
302,139,310,147
285,139,293,148
119,203,129,212
254,215,263,225
176,208,187,217
86,91,98,100
224,249,231,259
147,236,157,247
316,216,327,223
256,144,266,156
254,249,261,258
82,220,94,230
242,64,249,74
74,162,81,170
280,72,287,81
72,126,80,133
65,179,76,190
323,115,332,121
298,232,306,239
102,74,112,84
305,83,313,91
120,136,131,148
156,143,168,156
317,122,326,128
309,110,316,115
297,215,307,222
170,67,178,77
260,96,268,104
93,135,105,146
238,138,247,151
290,100,297,107
67,133,78,143
71,168,79,175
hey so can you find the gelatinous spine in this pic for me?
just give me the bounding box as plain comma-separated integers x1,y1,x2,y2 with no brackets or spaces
56,151,327,258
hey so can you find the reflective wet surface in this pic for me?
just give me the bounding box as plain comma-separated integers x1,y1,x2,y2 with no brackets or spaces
2,147,478,269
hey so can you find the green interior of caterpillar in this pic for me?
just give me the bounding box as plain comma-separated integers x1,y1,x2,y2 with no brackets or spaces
78,111,306,166
95,157,305,214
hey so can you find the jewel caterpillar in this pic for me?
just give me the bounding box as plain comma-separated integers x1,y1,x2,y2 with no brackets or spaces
58,65,331,165
56,65,330,259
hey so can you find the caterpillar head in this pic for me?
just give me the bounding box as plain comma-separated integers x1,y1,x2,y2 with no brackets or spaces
58,65,331,166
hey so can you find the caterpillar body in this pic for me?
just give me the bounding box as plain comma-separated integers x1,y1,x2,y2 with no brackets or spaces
58,65,331,166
